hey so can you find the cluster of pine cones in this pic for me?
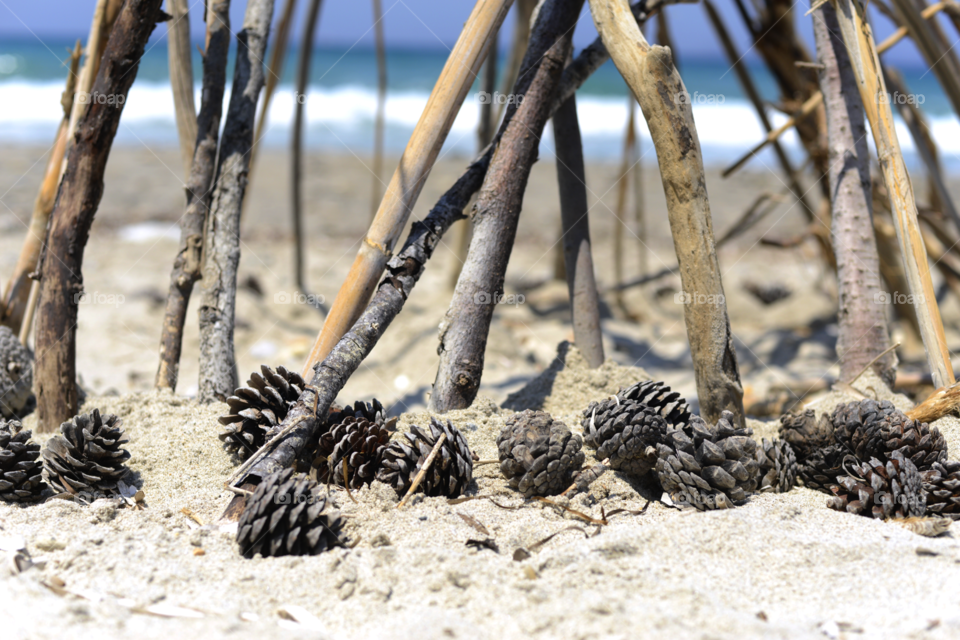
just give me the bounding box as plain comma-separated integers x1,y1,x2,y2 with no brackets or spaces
0,408,132,505
781,399,958,520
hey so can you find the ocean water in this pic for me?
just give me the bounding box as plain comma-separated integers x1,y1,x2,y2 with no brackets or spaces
0,37,956,170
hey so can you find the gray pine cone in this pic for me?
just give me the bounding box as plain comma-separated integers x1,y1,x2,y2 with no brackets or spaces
42,409,130,498
832,399,946,471
921,460,960,520
582,380,691,436
582,398,667,478
0,418,45,503
316,400,390,488
756,438,798,493
778,409,834,462
828,451,925,519
218,365,306,459
237,468,345,558
377,418,473,498
797,443,846,494
0,325,33,418
497,410,585,497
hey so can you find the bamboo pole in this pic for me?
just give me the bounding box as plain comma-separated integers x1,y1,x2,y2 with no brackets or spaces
198,0,277,402
370,0,388,219
155,0,232,391
166,0,197,179
589,0,745,425
891,0,960,121
830,0,954,386
301,0,514,377
35,0,165,431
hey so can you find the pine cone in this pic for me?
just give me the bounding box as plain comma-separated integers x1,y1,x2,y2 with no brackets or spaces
655,411,760,510
377,418,473,498
778,409,834,462
828,451,925,519
0,326,33,418
756,438,797,493
315,400,390,488
832,399,946,471
583,380,691,435
797,444,846,493
237,468,345,558
42,409,130,498
497,410,584,497
922,460,960,520
0,419,45,503
582,399,667,478
218,365,306,459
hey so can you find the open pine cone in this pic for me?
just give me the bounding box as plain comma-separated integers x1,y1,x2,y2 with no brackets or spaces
0,325,33,419
42,409,130,498
778,409,834,462
315,400,390,488
796,443,846,494
218,365,306,459
377,418,473,498
655,411,760,510
497,410,584,497
922,460,960,520
832,399,946,471
0,418,45,503
237,468,345,558
828,451,926,519
582,398,667,478
582,380,691,436
755,438,797,493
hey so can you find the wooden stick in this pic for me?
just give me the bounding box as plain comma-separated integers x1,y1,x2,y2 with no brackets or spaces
495,0,537,127
166,0,197,179
891,0,960,121
301,0,513,377
155,0,232,391
35,0,165,431
370,0,387,219
831,0,954,387
430,0,582,412
907,381,960,422
397,433,446,508
198,0,276,402
589,0,745,425
19,280,39,347
813,4,897,385
612,97,635,316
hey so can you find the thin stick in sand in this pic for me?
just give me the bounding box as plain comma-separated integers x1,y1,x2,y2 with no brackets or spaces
397,432,447,509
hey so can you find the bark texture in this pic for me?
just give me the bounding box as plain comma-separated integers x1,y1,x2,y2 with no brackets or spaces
814,5,896,385
155,0,231,391
35,0,164,431
198,0,275,402
429,0,584,412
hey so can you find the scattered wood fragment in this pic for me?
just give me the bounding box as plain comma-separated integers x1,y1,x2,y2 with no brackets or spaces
907,382,960,422
397,432,446,508
181,507,204,526
457,511,491,536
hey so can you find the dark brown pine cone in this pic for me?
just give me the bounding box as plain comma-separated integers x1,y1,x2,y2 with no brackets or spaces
376,418,473,498
655,411,760,510
0,418,45,503
796,444,846,494
582,398,667,478
0,325,33,418
922,460,960,520
778,409,834,462
218,365,306,460
828,451,926,519
582,380,691,437
756,438,798,493
42,409,130,498
315,400,390,488
237,468,345,558
497,410,585,497
832,399,946,471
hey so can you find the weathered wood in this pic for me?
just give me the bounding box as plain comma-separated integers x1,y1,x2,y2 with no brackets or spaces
589,0,745,425
370,0,388,219
155,0,231,391
814,4,896,385
831,0,954,387
552,91,605,368
198,0,276,402
907,381,960,422
35,0,165,431
430,0,583,412
166,0,197,178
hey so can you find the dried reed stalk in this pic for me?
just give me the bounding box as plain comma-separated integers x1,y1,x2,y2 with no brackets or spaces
589,0,745,425
495,0,537,126
612,100,636,316
166,0,197,179
155,0,232,391
35,0,165,431
371,0,388,219
891,0,960,120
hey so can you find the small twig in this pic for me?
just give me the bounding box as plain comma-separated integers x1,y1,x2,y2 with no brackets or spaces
342,459,357,504
181,507,205,526
473,459,500,467
225,485,253,497
845,343,901,386
794,60,825,69
447,494,520,510
534,496,608,525
397,432,447,508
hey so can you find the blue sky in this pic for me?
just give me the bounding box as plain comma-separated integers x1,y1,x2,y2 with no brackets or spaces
0,0,930,65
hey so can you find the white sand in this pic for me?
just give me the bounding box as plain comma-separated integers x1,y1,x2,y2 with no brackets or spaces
2,348,960,639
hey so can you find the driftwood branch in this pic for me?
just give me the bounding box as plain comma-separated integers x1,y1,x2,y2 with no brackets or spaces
430,0,583,412
166,0,197,179
35,0,164,431
590,0,745,425
155,0,231,391
198,0,276,402
814,4,896,385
